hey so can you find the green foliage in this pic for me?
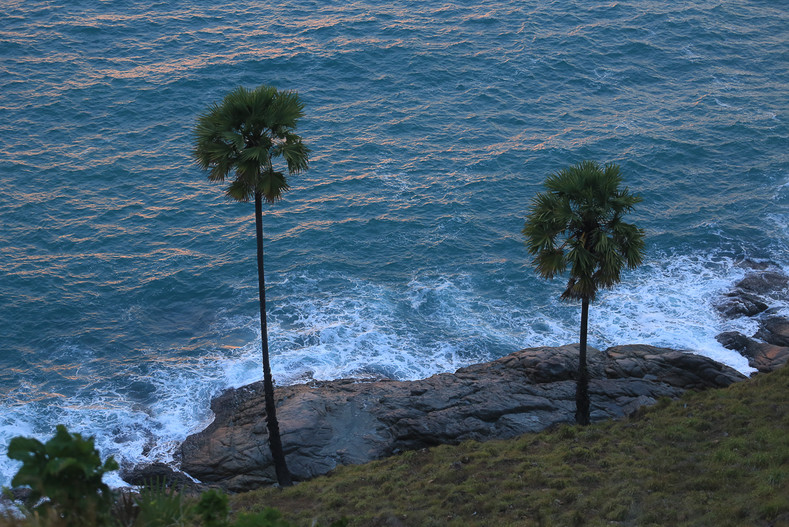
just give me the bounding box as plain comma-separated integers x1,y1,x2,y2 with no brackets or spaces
6,425,118,526
3,432,351,527
111,490,138,527
522,160,644,301
132,480,192,527
232,508,289,527
192,85,310,204
194,490,229,527
229,508,347,527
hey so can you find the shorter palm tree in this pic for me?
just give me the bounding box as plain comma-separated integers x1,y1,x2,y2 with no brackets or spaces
192,85,309,486
523,160,644,425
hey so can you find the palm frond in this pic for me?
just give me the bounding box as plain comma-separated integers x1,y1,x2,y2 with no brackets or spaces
258,170,290,203
524,160,645,303
192,84,309,203
534,248,566,279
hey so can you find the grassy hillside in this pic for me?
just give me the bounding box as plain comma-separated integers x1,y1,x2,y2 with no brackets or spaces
232,365,789,527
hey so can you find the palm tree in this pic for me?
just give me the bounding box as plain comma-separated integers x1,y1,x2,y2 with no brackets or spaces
523,161,644,425
192,85,309,486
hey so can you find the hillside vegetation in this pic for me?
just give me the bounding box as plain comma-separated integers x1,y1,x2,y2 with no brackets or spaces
232,365,788,527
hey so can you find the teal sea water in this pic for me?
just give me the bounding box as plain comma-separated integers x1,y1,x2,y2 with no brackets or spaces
1,0,787,485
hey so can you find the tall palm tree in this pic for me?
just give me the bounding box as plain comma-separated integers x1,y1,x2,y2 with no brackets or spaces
192,85,309,486
523,161,644,425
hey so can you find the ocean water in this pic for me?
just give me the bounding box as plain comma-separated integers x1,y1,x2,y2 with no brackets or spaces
1,0,787,485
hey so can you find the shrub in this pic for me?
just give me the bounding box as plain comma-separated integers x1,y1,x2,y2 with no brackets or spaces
194,489,229,527
232,508,291,527
133,480,189,527
7,425,118,526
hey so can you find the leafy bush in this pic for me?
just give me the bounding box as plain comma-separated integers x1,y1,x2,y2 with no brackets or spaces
194,489,228,527
7,425,118,526
232,508,290,527
133,480,189,527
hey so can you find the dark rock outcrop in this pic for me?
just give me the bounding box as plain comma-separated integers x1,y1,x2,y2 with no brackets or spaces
715,331,752,354
715,291,769,318
716,330,789,374
120,462,205,493
714,262,787,318
733,271,788,298
755,316,789,347
715,263,789,373
179,344,744,491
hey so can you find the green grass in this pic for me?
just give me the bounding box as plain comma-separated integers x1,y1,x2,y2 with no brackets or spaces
231,365,789,527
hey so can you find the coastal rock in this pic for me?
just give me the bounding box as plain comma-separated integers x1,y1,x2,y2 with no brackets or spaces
715,291,769,318
734,271,788,298
754,316,789,348
715,331,751,354
735,260,775,272
179,344,744,491
715,264,788,316
714,265,789,373
744,342,789,373
716,328,789,374
120,462,204,492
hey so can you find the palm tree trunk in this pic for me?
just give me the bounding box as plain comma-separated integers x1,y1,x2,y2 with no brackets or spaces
575,296,591,425
254,192,293,487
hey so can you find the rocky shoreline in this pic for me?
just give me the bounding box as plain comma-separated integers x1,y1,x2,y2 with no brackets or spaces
122,262,789,492
713,261,789,372
174,344,747,492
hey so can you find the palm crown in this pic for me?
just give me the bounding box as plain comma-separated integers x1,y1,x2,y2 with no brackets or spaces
523,161,645,301
193,85,309,203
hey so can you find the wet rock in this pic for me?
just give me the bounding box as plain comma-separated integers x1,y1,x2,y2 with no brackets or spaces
735,259,775,272
734,271,788,299
715,266,789,372
716,331,751,353
0,487,33,517
715,265,787,319
180,344,744,492
754,316,789,347
715,291,769,318
716,329,789,374
742,342,789,374
120,462,203,493
4,487,33,502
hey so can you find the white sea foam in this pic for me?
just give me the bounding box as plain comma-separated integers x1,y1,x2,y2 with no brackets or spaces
266,251,765,384
267,270,579,383
512,252,765,375
0,337,253,488
243,250,776,385
269,274,477,382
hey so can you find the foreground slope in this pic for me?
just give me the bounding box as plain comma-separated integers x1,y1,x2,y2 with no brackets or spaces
232,365,788,527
